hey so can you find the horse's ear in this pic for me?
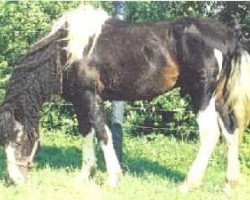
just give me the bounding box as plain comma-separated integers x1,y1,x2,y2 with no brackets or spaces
167,26,172,38
169,23,185,36
167,26,178,53
0,109,14,145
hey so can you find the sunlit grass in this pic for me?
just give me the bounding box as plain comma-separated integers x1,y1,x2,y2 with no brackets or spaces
0,130,250,200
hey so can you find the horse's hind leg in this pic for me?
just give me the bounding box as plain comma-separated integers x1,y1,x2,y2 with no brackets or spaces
180,56,221,192
223,131,240,189
180,96,220,193
216,102,240,190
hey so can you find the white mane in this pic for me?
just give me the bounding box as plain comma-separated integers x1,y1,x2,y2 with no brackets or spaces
49,5,110,62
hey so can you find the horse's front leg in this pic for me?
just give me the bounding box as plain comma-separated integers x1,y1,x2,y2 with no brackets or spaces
79,128,97,182
73,91,122,186
90,94,122,186
72,94,97,182
1,110,40,185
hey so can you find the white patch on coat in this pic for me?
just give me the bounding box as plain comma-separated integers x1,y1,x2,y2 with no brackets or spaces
217,116,240,184
14,121,24,144
79,128,96,182
101,125,122,186
214,49,223,79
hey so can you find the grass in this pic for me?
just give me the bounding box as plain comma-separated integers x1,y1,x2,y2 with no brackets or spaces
0,130,250,200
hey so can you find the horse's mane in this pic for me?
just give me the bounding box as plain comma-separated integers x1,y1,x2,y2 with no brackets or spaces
16,28,66,69
45,5,110,64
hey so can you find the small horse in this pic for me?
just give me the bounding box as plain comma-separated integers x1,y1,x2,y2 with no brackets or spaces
0,5,250,192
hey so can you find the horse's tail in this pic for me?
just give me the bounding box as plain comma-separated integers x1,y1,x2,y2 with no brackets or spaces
220,46,250,134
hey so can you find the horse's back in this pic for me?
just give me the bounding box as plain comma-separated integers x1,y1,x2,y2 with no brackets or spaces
69,17,238,103
169,17,237,55
88,19,179,100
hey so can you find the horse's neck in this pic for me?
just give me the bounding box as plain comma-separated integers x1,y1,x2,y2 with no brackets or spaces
5,59,62,129
7,67,60,101
3,29,65,132
5,88,46,130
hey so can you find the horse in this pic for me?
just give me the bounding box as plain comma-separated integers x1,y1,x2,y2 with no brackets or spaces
0,5,249,192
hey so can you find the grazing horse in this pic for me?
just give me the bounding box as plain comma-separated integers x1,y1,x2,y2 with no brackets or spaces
0,5,249,192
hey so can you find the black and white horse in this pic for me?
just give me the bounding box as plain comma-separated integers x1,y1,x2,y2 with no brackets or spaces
0,5,249,192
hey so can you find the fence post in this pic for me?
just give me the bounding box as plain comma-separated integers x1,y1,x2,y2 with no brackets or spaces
111,1,126,163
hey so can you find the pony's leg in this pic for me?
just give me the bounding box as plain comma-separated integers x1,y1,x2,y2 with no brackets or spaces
5,143,26,185
217,114,240,189
180,97,220,192
73,91,121,185
88,92,122,186
225,130,240,187
79,129,96,181
73,96,97,182
100,124,122,186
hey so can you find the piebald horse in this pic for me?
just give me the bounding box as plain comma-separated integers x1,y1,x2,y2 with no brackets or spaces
0,6,250,192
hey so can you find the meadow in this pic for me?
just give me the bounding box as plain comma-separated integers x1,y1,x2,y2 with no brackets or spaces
0,129,250,200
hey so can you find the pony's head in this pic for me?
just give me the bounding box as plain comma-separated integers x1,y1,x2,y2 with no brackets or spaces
0,105,39,185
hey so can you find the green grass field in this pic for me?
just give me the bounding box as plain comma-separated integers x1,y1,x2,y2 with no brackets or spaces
0,130,250,200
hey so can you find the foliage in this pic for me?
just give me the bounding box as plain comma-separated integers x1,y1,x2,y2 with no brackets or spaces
124,89,197,139
0,2,48,100
41,100,78,135
217,2,250,38
0,1,249,138
126,1,211,22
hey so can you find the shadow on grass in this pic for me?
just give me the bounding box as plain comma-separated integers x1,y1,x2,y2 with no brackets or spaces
124,156,185,183
35,145,82,169
35,145,184,183
0,145,184,183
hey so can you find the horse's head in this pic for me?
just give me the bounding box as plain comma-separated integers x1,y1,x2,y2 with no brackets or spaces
0,105,39,185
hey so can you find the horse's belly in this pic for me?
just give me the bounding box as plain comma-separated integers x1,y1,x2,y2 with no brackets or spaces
101,74,178,101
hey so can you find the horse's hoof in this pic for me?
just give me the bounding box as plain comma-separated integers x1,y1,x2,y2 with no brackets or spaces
223,183,233,194
179,180,201,193
77,171,90,183
8,173,26,186
179,183,191,193
223,178,242,194
107,176,119,187
7,166,27,186
107,171,122,187
77,166,96,183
